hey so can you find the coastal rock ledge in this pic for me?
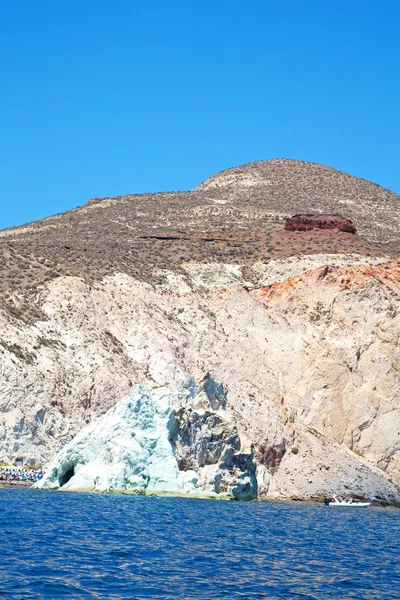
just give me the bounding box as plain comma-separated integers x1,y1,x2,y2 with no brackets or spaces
35,377,257,500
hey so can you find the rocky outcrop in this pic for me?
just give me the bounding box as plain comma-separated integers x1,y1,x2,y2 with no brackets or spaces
285,214,357,234
259,427,400,505
36,377,257,499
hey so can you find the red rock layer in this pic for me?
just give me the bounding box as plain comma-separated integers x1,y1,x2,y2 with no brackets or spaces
251,264,400,301
285,214,357,234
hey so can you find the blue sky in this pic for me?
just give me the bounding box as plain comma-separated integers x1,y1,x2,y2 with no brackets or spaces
1,0,399,229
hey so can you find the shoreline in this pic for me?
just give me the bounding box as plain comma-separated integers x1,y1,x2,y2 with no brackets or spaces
5,484,395,508
0,481,33,488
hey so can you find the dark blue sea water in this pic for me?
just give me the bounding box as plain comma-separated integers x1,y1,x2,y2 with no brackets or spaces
0,488,399,599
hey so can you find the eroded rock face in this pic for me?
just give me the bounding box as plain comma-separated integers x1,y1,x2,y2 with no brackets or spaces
171,409,256,500
2,263,400,504
35,376,258,500
285,214,357,234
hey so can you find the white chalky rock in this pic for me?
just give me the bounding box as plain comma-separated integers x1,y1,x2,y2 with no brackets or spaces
36,377,257,499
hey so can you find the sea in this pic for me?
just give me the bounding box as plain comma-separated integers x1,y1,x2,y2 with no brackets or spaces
0,488,399,599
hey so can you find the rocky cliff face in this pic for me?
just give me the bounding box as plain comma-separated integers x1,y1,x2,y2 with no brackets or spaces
36,377,257,499
1,159,399,503
1,262,399,504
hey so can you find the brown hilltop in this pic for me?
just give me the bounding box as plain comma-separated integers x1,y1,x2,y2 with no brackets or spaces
197,158,399,239
0,158,399,321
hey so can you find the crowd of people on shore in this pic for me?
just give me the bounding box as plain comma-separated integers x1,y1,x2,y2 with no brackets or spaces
0,466,44,485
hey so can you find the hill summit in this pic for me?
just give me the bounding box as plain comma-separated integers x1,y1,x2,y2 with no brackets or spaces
0,159,399,322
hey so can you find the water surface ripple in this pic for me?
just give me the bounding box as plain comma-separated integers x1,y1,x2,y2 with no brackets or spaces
0,488,399,599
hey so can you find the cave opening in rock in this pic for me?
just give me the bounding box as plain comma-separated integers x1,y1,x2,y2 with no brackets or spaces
58,466,75,487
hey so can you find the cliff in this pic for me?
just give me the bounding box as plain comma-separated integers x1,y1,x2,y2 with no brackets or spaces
1,263,399,504
1,159,399,503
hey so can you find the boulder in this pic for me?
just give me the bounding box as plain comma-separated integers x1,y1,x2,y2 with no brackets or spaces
285,214,357,234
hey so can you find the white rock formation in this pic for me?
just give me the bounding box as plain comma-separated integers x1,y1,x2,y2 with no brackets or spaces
36,377,257,499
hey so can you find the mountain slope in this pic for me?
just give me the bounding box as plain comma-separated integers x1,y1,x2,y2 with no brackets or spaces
0,159,399,503
0,159,399,322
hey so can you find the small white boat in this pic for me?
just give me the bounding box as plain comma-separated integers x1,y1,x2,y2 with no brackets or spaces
325,495,371,508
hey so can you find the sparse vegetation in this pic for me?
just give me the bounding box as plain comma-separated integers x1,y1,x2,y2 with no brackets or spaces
0,340,35,364
0,159,398,323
